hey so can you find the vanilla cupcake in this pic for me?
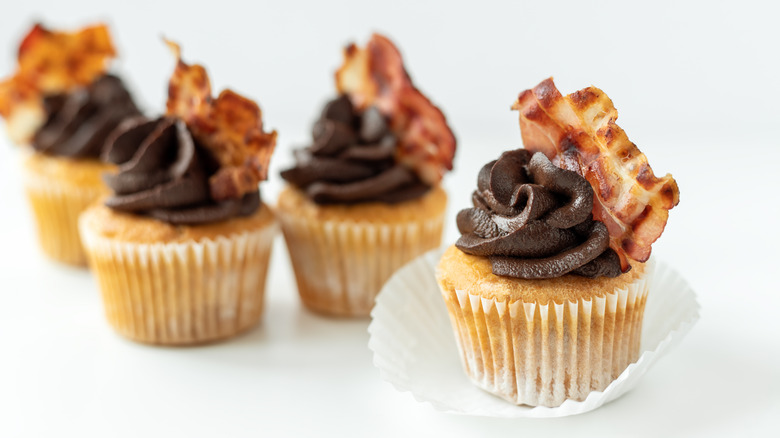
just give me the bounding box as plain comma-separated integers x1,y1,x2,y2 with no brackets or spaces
79,42,277,345
0,23,141,265
277,34,456,317
436,78,679,407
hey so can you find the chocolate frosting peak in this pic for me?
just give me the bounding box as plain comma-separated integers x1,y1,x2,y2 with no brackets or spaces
280,95,430,204
456,150,624,279
103,116,260,225
32,74,140,158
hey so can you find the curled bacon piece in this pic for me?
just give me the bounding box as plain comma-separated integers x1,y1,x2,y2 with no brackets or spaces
335,34,455,185
0,23,115,143
512,78,679,271
165,41,277,200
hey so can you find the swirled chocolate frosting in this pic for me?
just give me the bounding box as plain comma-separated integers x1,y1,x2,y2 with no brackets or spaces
455,150,624,279
280,95,430,204
32,74,141,158
103,116,260,225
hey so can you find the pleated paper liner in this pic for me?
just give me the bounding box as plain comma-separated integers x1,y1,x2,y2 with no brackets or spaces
277,194,445,317
80,218,277,346
22,153,112,266
441,262,651,407
368,248,700,418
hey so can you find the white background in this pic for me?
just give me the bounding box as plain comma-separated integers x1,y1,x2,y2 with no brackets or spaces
1,1,779,437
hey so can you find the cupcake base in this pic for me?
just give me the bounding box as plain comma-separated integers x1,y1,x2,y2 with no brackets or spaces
79,203,277,345
22,151,114,266
436,245,650,407
276,185,447,317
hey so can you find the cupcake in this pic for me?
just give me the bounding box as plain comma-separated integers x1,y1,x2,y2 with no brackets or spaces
79,41,278,345
0,23,141,265
277,34,456,317
436,78,680,407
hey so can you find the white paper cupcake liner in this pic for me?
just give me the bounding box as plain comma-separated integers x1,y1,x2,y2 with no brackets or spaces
443,262,651,407
368,248,700,418
22,162,107,266
278,213,443,317
80,221,277,345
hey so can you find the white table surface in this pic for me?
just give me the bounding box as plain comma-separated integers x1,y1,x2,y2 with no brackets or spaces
1,1,779,437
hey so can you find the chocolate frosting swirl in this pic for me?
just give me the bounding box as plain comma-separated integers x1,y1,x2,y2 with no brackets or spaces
280,95,430,204
32,74,141,158
455,150,624,279
103,116,260,225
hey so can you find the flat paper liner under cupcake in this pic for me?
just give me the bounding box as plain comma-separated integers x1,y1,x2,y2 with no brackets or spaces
440,261,652,407
80,223,277,345
369,249,700,417
278,213,444,317
23,165,106,266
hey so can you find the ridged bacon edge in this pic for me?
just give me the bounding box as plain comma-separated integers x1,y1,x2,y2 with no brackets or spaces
165,40,277,201
512,78,679,271
335,33,456,185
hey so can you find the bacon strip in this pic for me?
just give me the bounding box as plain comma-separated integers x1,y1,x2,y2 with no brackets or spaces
165,41,277,200
512,78,679,270
0,23,115,143
335,34,455,185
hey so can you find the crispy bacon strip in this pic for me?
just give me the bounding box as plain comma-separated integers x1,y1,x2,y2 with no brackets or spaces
512,78,679,270
0,76,42,144
165,41,277,200
335,34,455,185
0,23,115,143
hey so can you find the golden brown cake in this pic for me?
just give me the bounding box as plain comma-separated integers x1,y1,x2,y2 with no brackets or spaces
436,78,679,407
437,245,649,406
277,34,456,317
22,151,114,264
277,184,446,316
0,24,141,265
438,245,646,303
79,41,278,345
80,203,276,345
